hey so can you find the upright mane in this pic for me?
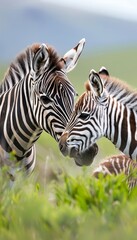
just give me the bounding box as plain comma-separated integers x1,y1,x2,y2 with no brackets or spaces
85,75,137,109
103,76,137,108
0,43,62,94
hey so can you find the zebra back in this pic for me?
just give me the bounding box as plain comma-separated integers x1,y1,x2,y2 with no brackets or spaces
93,154,137,189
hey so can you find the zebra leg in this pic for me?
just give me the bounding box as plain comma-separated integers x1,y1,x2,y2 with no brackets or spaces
9,145,36,178
22,145,37,175
0,144,36,183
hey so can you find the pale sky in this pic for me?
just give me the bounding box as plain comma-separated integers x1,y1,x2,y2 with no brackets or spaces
39,0,137,22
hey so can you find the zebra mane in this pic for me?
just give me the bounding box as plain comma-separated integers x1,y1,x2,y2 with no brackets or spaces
0,44,61,94
103,76,137,107
75,91,91,114
85,75,137,109
103,75,134,95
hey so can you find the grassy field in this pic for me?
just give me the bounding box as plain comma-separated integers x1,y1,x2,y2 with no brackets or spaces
0,46,137,239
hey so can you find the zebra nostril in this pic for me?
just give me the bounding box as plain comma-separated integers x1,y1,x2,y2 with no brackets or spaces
59,143,64,152
59,140,67,155
59,132,69,154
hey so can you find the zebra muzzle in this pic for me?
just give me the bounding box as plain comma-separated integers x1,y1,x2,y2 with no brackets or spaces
74,143,98,167
59,132,69,156
59,132,80,158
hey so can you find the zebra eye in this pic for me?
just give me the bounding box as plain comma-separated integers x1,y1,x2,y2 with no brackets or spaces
79,112,90,120
40,95,52,105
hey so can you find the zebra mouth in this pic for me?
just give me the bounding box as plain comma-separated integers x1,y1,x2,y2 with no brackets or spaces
59,136,79,158
74,143,98,167
69,146,79,158
59,132,98,166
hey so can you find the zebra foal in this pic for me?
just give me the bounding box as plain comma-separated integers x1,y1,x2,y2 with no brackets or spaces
0,39,85,177
93,154,137,189
59,67,137,162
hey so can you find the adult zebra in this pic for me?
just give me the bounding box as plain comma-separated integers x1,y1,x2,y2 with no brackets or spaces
0,39,85,177
59,67,137,162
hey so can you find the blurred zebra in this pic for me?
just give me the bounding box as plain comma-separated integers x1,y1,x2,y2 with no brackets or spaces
59,67,137,162
93,154,137,189
0,39,85,176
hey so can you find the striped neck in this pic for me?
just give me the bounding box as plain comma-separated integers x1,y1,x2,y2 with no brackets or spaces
105,96,137,159
0,76,42,159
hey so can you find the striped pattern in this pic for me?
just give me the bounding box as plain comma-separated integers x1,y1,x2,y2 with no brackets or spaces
59,67,137,161
0,39,85,176
93,154,137,189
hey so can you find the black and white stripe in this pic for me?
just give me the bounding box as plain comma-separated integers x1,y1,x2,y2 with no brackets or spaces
59,67,137,161
93,154,137,189
0,39,85,175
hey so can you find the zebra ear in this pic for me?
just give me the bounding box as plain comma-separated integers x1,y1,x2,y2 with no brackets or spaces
61,38,85,73
89,69,104,97
99,66,109,76
33,44,49,72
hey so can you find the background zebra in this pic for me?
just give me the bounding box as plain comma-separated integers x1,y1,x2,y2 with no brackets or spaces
93,154,137,189
59,66,137,162
0,39,85,177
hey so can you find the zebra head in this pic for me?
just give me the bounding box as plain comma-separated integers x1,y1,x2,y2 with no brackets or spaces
59,67,109,164
29,39,85,141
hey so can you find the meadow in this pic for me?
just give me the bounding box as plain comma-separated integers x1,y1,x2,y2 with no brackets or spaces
0,46,137,239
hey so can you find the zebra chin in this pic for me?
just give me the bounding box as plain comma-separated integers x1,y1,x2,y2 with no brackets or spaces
74,143,98,167
60,143,98,167
59,136,98,166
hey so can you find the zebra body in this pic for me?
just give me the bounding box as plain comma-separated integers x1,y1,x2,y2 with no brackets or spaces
0,39,85,175
93,154,135,177
93,154,137,189
59,67,137,161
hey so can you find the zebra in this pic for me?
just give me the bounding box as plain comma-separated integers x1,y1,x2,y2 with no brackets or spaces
59,66,137,162
0,39,85,177
93,154,137,189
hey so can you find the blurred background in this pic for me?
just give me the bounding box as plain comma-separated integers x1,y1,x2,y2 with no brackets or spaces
0,0,137,181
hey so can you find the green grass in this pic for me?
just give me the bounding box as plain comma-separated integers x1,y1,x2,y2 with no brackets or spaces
1,46,137,239
0,169,137,240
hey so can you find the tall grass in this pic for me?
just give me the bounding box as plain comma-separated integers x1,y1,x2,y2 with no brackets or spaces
0,168,137,240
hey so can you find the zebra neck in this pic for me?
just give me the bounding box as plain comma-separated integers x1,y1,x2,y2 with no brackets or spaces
0,81,42,159
105,98,137,160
